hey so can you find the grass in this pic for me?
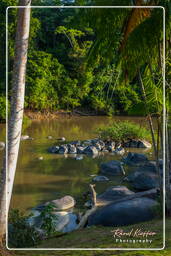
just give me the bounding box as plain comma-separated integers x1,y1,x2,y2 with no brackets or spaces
96,121,151,143
1,218,170,256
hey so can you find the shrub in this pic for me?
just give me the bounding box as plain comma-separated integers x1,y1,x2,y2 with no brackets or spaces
8,209,41,248
0,95,7,121
96,121,151,143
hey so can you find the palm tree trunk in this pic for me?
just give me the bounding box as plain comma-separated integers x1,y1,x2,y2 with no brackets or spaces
138,70,163,195
0,0,31,242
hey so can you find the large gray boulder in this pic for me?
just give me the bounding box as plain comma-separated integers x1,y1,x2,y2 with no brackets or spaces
124,139,151,149
88,197,158,227
97,186,134,206
131,172,159,191
123,152,148,165
35,196,75,211
27,210,77,233
100,160,124,176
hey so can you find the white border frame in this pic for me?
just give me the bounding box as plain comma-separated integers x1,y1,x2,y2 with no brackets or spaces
6,5,166,251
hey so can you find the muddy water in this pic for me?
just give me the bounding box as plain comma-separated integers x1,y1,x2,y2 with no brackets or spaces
0,116,153,212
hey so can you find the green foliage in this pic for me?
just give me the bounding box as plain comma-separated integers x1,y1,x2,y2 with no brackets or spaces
0,95,6,121
39,203,59,237
2,1,170,116
8,209,41,248
97,121,151,142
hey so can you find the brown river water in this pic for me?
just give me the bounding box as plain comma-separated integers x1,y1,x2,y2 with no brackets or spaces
0,116,154,213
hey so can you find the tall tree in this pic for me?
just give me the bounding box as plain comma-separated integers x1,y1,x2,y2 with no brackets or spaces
0,0,31,242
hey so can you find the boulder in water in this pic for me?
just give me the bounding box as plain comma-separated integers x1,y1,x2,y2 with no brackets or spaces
84,146,98,155
131,172,159,191
88,197,158,227
58,145,68,154
101,160,124,176
122,152,148,165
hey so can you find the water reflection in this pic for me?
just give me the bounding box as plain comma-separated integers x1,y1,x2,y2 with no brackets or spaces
1,116,153,212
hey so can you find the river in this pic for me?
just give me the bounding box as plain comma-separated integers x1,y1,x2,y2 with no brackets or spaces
0,116,153,212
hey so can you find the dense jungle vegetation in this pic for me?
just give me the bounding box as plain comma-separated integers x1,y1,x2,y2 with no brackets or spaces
0,0,170,122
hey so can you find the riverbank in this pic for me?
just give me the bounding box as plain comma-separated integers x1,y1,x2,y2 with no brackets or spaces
1,218,170,255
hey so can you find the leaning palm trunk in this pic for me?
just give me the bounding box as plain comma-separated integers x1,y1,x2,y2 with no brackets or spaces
0,0,31,241
138,70,163,195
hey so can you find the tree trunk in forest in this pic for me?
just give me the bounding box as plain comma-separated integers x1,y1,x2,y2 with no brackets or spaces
0,0,31,242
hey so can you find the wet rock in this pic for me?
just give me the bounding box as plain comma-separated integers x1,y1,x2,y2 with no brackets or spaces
92,176,109,182
84,146,98,155
124,139,151,148
101,160,124,176
71,140,81,146
77,146,86,154
50,196,75,210
113,146,125,155
138,140,152,148
58,137,66,142
98,140,105,149
106,141,115,152
58,145,68,154
93,143,102,151
48,146,59,153
88,197,158,227
0,141,5,150
68,144,77,154
36,196,75,211
123,152,148,165
47,135,53,139
27,210,77,233
84,140,92,146
131,172,159,191
97,186,134,205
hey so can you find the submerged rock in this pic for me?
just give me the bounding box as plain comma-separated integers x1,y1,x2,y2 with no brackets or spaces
92,175,109,182
101,160,124,176
88,197,158,227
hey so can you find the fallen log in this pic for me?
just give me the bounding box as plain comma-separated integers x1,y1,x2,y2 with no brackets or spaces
96,188,158,207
